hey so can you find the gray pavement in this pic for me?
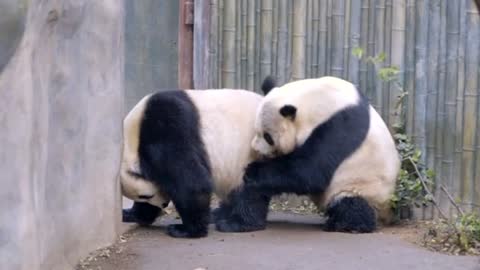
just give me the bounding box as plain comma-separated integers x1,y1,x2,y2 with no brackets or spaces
83,210,479,270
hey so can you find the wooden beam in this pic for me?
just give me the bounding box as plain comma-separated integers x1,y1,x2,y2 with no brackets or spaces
178,0,194,89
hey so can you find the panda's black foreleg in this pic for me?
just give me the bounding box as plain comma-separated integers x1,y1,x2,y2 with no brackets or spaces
122,201,162,226
215,187,271,232
243,154,330,196
324,196,377,233
166,191,211,238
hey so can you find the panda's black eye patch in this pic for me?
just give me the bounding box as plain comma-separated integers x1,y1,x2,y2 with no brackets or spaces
263,132,274,146
127,170,145,179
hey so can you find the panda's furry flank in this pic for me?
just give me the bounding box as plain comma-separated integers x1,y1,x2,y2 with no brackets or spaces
215,91,378,233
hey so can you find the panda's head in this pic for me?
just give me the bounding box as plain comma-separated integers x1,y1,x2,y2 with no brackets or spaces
120,95,170,209
251,76,361,157
251,76,298,157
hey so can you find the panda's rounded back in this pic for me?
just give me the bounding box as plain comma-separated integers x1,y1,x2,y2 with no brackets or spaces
316,105,400,218
186,89,263,199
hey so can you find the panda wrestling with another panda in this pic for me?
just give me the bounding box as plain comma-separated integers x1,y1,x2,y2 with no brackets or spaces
121,76,400,238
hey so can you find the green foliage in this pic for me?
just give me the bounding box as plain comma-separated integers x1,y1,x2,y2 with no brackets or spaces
351,47,364,59
456,212,480,252
390,130,435,218
425,213,480,255
378,66,400,82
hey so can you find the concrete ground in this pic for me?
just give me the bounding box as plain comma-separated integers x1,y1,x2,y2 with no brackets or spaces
81,207,479,270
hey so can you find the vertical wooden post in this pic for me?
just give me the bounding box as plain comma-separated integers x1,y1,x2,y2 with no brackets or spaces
178,0,194,89
194,0,211,89
292,0,306,80
222,0,236,88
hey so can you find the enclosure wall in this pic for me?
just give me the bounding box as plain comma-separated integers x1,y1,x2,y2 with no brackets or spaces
0,1,124,269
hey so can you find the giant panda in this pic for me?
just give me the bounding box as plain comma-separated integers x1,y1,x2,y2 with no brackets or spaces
215,76,400,233
120,89,263,238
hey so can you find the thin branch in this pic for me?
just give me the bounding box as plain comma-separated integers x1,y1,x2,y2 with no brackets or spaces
440,185,465,216
408,157,447,219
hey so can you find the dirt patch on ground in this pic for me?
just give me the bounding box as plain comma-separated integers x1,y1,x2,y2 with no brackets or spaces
378,221,428,247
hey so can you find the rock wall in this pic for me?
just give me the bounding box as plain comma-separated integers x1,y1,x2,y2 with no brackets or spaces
0,1,124,269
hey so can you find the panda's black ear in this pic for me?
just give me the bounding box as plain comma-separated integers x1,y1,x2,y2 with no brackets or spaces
279,105,297,121
261,75,277,95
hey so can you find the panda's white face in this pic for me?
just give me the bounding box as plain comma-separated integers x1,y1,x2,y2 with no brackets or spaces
251,101,298,157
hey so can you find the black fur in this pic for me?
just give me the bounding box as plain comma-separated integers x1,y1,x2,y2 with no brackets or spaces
261,76,277,94
215,186,271,232
324,196,376,233
124,90,213,238
215,92,373,233
122,201,162,225
279,105,297,120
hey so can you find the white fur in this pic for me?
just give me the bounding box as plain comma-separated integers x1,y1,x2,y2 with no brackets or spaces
120,89,262,207
253,76,400,220
310,106,400,221
186,89,262,199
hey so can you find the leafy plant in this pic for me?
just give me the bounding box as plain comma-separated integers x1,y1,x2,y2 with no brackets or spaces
425,213,480,255
390,129,435,219
353,47,480,255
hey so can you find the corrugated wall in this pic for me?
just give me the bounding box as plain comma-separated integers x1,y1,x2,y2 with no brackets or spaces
196,0,480,217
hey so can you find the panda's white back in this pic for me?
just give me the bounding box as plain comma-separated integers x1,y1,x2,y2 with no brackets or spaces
186,89,262,200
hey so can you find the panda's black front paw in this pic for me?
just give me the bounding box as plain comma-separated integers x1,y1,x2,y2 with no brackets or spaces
122,208,138,223
166,224,208,238
122,207,157,226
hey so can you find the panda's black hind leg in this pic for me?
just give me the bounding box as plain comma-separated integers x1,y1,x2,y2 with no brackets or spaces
167,191,211,238
122,201,162,226
324,196,376,233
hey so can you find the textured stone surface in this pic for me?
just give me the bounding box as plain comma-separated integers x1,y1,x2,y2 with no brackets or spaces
0,1,124,269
